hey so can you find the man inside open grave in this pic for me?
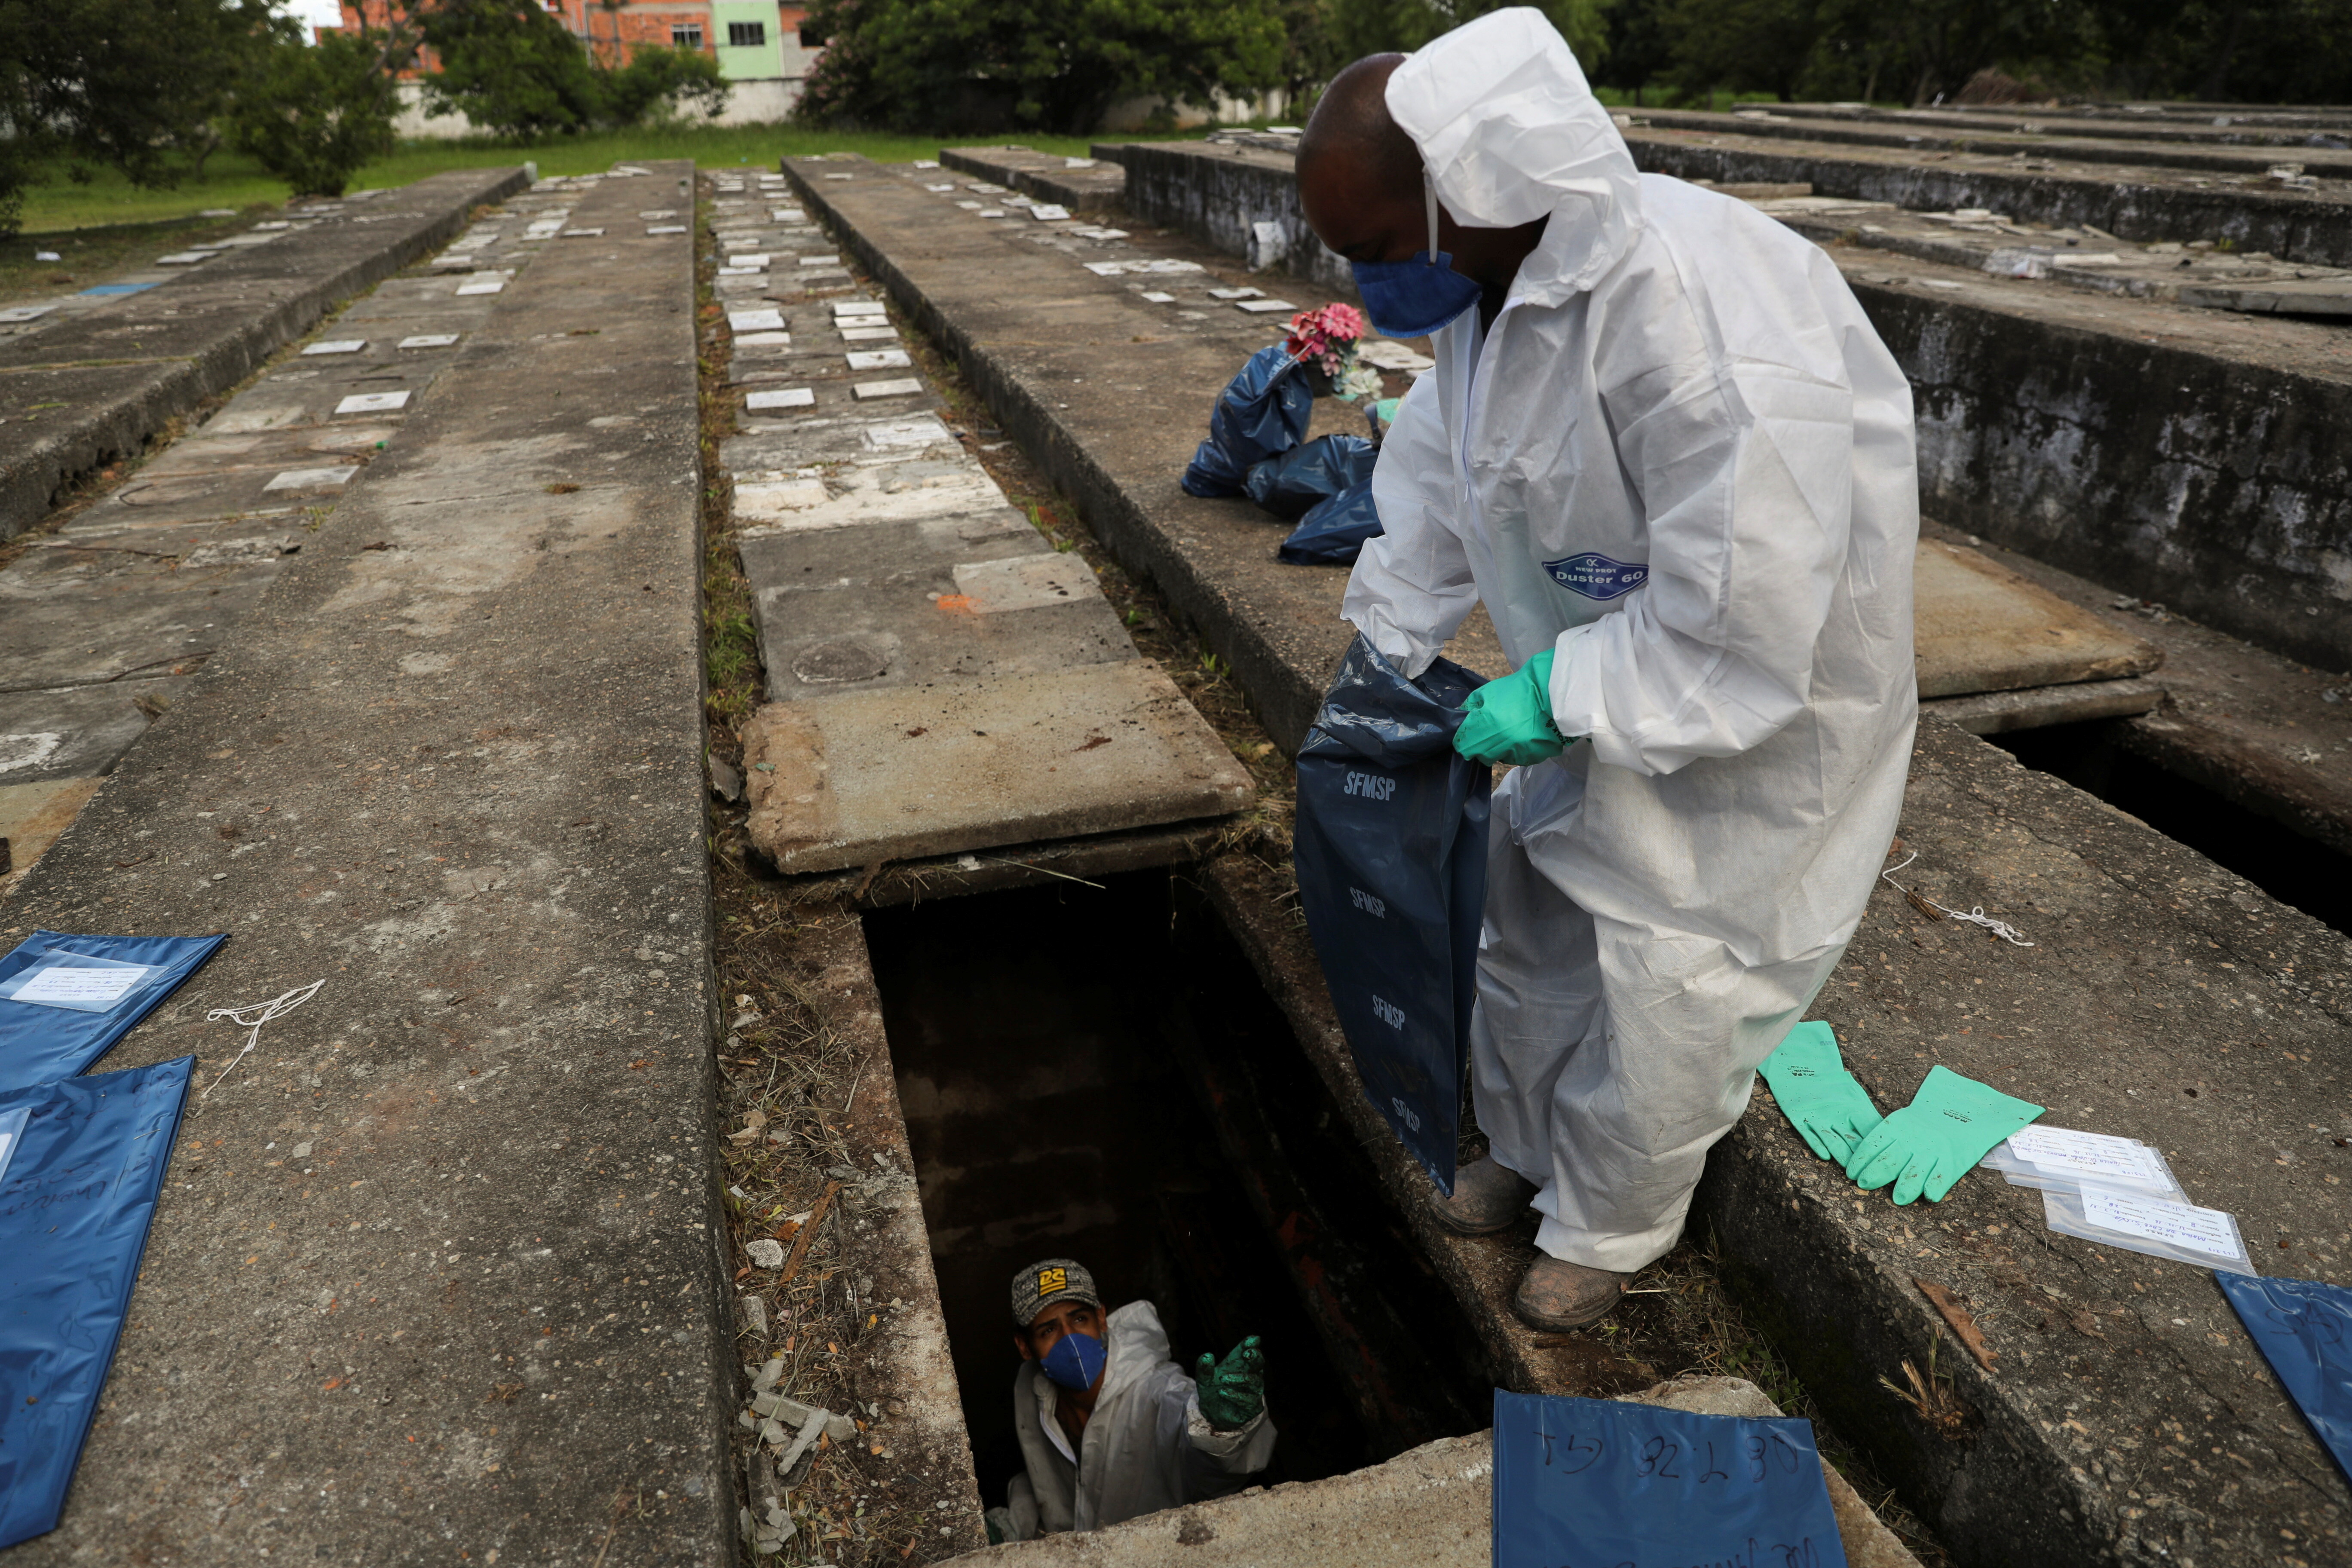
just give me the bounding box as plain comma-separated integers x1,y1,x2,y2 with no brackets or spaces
1296,11,1919,1331
984,1258,1276,1543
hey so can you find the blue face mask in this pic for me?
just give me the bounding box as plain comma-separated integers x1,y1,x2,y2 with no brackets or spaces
1040,1328,1107,1391
1349,178,1483,340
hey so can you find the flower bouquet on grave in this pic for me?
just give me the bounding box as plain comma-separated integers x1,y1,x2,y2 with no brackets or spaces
1284,303,1386,403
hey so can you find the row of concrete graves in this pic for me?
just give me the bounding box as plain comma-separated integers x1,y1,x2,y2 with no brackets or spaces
0,162,769,1564
0,173,603,896
0,169,532,546
706,164,1254,883
786,149,2352,1568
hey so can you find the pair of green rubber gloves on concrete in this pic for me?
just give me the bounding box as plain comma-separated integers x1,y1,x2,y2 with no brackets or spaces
1455,649,1574,766
1760,1022,2043,1204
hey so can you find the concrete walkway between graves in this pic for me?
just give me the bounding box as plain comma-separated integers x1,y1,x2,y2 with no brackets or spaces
0,161,737,1564
790,152,2352,1568
0,167,528,544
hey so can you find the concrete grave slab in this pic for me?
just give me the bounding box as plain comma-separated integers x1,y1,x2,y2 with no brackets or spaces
1914,538,2163,698
735,456,1003,533
744,387,815,411
740,661,1252,873
721,414,962,473
0,776,106,893
0,534,291,690
0,677,191,783
853,377,923,399
333,390,411,414
741,517,1127,702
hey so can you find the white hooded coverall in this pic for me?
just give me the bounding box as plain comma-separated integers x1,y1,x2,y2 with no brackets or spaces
1344,9,1919,1274
996,1302,1276,1540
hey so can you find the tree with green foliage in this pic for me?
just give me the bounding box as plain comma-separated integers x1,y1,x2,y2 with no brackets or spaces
230,24,403,196
795,0,1289,134
419,0,733,140
600,43,731,126
1320,0,1607,67
0,0,285,234
420,0,605,140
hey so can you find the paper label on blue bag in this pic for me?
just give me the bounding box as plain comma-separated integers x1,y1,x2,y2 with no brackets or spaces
1544,552,1648,600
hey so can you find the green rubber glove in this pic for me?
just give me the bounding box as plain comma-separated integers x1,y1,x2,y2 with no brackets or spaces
1193,1335,1266,1430
1758,1021,1883,1165
1842,1065,2043,1205
1455,649,1571,767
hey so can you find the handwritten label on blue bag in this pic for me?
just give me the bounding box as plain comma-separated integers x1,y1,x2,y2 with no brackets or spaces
1493,1390,1848,1568
1544,552,1648,600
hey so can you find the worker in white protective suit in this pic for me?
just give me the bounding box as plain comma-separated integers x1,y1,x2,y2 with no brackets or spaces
1296,9,1917,1330
985,1258,1277,1543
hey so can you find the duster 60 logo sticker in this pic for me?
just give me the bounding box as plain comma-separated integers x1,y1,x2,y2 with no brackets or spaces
1544,552,1649,600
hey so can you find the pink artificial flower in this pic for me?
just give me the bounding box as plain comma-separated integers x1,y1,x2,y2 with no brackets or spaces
1284,302,1368,376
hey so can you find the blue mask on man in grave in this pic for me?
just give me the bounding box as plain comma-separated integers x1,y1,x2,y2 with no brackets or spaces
1350,177,1485,340
1041,1329,1108,1391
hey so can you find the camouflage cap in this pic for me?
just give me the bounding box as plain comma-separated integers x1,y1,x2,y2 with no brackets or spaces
1010,1258,1101,1328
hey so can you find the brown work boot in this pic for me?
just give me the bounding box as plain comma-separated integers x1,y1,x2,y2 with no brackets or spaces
1430,1155,1538,1236
1512,1255,1633,1331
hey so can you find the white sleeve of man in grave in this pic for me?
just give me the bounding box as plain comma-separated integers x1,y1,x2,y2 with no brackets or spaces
1340,7,1918,1277
996,1301,1275,1540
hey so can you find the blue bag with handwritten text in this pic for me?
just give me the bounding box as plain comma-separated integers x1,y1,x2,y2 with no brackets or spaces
1293,634,1488,1195
0,1056,194,1549
0,931,225,1093
2218,1274,2352,1484
1494,1389,1848,1568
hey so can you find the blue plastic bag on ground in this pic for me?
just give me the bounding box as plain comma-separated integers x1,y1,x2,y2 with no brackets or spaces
0,1056,194,1549
1243,433,1377,520
0,931,225,1093
1180,345,1313,498
2218,1274,2352,1485
1293,634,1488,1195
1493,1389,1848,1568
1279,479,1383,566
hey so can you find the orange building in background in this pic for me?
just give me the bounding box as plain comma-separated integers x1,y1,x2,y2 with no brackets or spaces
331,0,817,119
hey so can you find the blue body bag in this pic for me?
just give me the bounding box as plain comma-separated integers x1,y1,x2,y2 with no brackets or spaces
2219,1274,2352,1485
0,1056,195,1549
1279,480,1383,566
0,931,225,1093
1179,346,1314,498
1292,634,1488,1194
1492,1390,1848,1568
1243,433,1376,520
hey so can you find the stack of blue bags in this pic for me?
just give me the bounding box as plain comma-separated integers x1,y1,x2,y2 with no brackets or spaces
1178,344,1387,566
0,930,226,1549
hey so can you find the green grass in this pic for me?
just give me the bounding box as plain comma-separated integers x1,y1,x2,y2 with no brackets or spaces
10,122,1173,237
